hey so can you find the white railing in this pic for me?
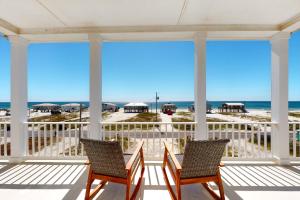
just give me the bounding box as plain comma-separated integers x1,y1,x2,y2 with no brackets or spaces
0,122,10,157
3,121,299,160
26,122,89,158
289,122,300,159
208,122,274,160
101,122,195,160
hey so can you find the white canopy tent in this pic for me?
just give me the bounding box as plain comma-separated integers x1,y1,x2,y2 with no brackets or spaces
1,0,299,164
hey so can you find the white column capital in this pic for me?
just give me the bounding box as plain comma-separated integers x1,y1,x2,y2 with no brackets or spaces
194,32,207,41
88,34,103,43
8,35,29,46
271,32,290,42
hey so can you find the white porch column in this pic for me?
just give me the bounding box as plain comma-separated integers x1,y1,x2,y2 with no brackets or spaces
194,32,207,140
9,36,28,162
271,32,290,165
89,34,102,140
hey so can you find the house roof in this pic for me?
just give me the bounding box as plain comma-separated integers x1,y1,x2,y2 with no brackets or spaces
224,103,245,106
124,103,148,107
32,103,60,107
1,0,300,42
61,103,80,107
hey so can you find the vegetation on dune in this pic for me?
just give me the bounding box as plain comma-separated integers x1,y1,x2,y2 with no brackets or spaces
175,111,192,117
289,112,300,118
1,136,62,156
219,112,271,122
240,115,271,122
64,136,132,156
29,113,79,122
104,112,161,131
122,112,161,122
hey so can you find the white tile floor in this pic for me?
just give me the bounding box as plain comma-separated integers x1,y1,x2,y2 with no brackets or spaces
0,161,300,200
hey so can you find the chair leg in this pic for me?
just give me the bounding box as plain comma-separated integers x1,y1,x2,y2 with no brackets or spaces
126,177,131,200
176,180,181,200
216,170,225,200
85,166,94,200
130,165,145,200
162,166,177,200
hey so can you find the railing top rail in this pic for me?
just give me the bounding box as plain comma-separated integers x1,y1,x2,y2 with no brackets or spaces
25,121,90,125
207,121,278,125
21,121,280,125
0,121,10,124
288,121,300,124
100,121,197,125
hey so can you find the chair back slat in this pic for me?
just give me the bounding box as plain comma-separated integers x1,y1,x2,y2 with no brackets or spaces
81,139,127,178
181,139,229,178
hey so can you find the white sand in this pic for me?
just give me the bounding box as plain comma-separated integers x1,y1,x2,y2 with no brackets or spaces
1,108,299,123
103,108,138,122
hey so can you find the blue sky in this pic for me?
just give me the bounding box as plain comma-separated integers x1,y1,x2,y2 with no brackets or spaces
0,31,299,102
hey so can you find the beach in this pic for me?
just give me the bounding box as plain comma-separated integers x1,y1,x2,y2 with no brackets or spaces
1,107,300,123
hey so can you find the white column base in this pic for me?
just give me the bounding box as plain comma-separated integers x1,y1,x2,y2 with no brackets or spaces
9,156,26,163
273,156,290,165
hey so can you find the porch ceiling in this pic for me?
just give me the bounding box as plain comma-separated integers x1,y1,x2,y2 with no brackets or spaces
0,0,300,42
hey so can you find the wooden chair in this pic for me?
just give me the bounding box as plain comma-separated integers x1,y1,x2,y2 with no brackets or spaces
162,139,229,200
81,139,145,200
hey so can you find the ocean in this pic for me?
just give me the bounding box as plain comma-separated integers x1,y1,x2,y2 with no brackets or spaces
1,101,300,110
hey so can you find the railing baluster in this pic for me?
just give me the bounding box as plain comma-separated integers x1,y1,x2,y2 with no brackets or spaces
171,123,174,152
4,124,7,156
244,123,247,158
219,123,222,139
0,124,3,156
257,124,261,158
81,124,84,156
109,124,112,141
184,124,187,149
121,124,124,152
264,123,267,158
38,124,41,156
232,124,235,158
31,124,35,156
225,124,228,157
293,123,296,158
251,124,254,158
75,124,78,156
44,124,47,156
62,123,65,156
146,124,149,156
238,123,241,158
56,123,59,156
159,123,162,158
50,124,53,156
69,124,71,156
212,124,215,140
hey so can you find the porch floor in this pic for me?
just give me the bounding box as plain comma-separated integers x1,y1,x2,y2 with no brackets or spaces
0,161,300,200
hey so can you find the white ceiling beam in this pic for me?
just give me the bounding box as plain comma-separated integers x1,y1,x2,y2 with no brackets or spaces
280,13,300,32
0,18,19,35
19,24,279,35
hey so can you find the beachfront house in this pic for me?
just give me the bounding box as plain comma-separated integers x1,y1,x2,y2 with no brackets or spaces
1,1,300,199
188,103,212,113
102,102,119,112
32,103,61,113
61,103,82,113
161,103,177,114
124,103,149,113
218,103,247,113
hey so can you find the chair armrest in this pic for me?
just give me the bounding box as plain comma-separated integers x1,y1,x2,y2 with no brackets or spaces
126,141,144,171
164,141,182,171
